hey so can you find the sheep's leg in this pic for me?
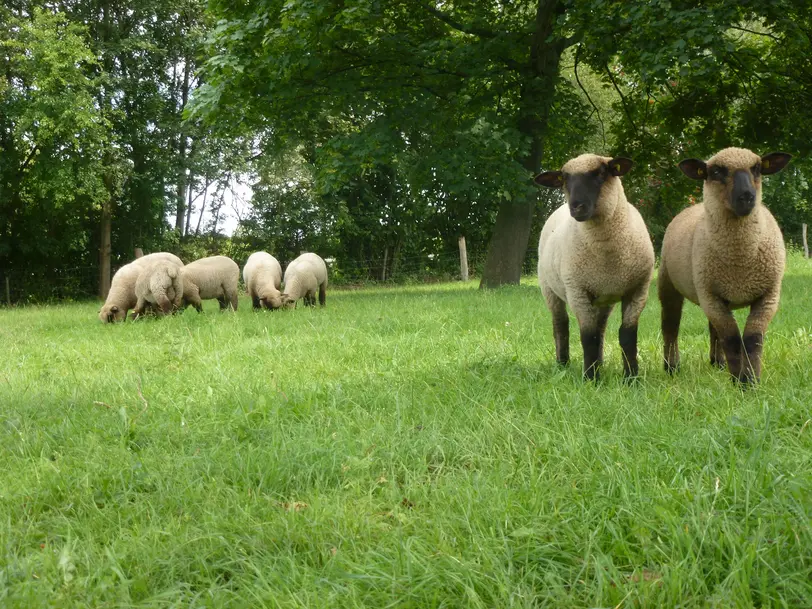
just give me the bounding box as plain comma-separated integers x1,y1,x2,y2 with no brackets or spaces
659,266,684,374
620,282,649,380
543,287,569,366
226,287,239,311
575,302,612,381
305,292,316,307
740,290,780,384
217,296,228,310
708,322,725,368
251,291,262,310
700,296,745,383
131,297,148,320
318,283,326,307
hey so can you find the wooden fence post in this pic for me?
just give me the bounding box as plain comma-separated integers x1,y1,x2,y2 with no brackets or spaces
134,247,144,259
803,223,809,259
458,236,469,282
5,275,10,306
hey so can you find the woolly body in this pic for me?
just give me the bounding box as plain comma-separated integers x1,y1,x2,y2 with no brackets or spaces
243,252,283,309
181,256,240,311
536,154,654,379
132,258,184,316
659,147,789,383
98,252,183,322
282,253,328,307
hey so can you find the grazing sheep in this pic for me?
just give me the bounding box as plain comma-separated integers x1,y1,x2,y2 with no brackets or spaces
282,253,328,308
534,154,655,380
243,251,283,310
131,258,184,318
659,147,791,384
181,255,240,312
98,252,183,322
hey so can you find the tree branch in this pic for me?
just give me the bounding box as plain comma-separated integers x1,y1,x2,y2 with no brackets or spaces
729,25,782,43
422,3,500,39
574,45,605,148
17,146,38,175
605,64,638,134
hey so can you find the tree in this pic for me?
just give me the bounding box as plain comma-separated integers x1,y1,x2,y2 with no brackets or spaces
0,8,109,276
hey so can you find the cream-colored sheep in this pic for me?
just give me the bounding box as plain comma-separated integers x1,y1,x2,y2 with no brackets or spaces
131,258,184,318
282,253,328,308
659,147,791,384
243,251,283,309
180,255,240,311
535,154,655,380
98,252,183,322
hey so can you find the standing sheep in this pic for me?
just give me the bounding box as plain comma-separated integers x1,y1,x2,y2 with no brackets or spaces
535,154,655,380
98,252,183,322
181,255,240,312
131,258,184,318
243,251,283,309
659,147,791,384
282,253,328,308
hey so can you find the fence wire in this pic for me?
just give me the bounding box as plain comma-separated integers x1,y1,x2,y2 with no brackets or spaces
0,247,539,305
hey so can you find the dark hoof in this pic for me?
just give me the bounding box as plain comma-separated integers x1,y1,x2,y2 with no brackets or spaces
710,358,726,370
663,360,679,375
556,358,570,368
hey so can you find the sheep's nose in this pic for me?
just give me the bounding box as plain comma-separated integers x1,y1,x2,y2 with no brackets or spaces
737,191,755,205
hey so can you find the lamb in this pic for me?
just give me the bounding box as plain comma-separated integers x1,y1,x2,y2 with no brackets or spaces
534,154,655,380
98,252,183,322
131,257,184,318
180,255,240,311
659,147,791,384
243,251,284,309
281,253,328,308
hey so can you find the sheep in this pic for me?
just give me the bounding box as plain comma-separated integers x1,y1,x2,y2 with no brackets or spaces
243,251,283,309
131,257,184,318
659,147,791,384
282,253,328,308
534,154,655,380
98,252,183,322
180,255,240,312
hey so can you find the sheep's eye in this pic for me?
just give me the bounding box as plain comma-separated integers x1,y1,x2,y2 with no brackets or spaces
751,163,761,177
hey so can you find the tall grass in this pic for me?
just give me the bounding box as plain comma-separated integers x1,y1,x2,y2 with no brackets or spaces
1,253,810,607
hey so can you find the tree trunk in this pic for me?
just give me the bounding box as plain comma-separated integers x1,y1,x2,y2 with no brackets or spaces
174,58,191,233
479,0,564,288
458,235,469,282
99,196,112,299
381,246,388,281
134,247,144,259
184,170,195,236
803,223,809,258
195,180,209,236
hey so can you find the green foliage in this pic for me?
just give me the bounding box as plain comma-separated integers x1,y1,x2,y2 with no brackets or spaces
1,254,810,605
0,8,109,268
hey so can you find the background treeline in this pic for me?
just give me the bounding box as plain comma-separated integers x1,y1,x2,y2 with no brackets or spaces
1,0,809,302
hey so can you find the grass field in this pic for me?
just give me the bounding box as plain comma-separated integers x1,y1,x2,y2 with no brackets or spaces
1,253,810,608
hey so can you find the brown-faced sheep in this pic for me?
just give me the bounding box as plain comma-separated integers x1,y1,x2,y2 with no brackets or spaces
282,253,328,308
243,252,283,309
659,147,791,384
131,258,184,318
98,252,183,323
181,255,240,312
535,154,655,380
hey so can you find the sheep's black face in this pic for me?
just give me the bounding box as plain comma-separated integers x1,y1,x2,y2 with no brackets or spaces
730,169,757,217
679,151,792,217
563,166,608,222
534,157,633,222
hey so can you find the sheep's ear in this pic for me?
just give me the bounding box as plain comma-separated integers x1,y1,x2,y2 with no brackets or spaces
760,152,792,175
607,157,633,177
678,159,708,180
534,171,564,188
110,306,119,313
